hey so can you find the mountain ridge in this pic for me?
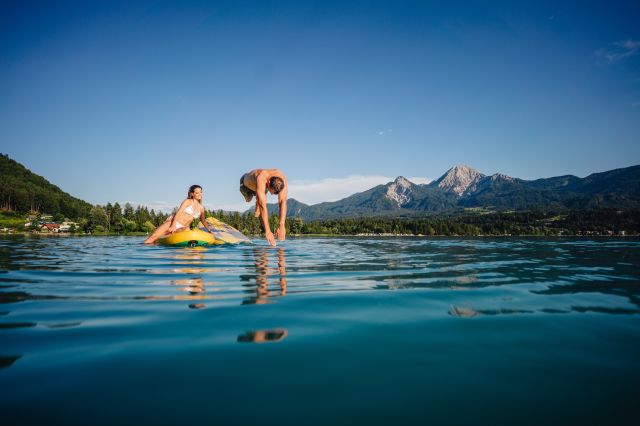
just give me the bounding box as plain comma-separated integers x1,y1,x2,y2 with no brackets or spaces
262,164,640,220
2,153,638,221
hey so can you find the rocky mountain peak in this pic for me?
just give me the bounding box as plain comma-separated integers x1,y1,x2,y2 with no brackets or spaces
490,173,514,182
393,176,412,188
435,165,485,196
386,176,413,206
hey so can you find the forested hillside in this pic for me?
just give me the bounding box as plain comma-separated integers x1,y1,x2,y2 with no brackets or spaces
0,153,92,219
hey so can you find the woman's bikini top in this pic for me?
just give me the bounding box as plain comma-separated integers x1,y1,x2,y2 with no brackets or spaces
184,204,200,219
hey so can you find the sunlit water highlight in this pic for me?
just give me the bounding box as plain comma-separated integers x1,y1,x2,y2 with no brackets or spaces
1,236,639,425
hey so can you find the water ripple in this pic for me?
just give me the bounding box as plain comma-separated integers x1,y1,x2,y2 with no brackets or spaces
0,236,639,317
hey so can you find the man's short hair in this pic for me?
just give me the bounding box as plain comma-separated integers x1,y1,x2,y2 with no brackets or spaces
269,177,285,194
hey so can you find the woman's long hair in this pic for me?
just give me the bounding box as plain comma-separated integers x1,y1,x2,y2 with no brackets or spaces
188,185,203,204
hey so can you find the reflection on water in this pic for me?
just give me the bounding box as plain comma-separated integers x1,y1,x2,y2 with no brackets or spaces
174,277,205,294
0,322,36,329
237,328,288,343
0,355,21,369
172,277,209,310
450,303,640,317
236,248,289,342
0,291,31,304
46,322,82,329
241,247,287,305
0,236,639,366
145,249,221,307
1,236,640,425
0,237,639,313
449,305,536,317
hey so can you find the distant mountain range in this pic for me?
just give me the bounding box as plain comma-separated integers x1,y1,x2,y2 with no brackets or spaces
3,153,639,221
262,164,640,220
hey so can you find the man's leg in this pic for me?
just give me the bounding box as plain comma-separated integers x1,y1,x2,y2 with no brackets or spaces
240,174,254,202
241,186,254,203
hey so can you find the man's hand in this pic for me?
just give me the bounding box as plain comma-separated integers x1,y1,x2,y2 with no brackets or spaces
265,229,276,246
275,224,286,241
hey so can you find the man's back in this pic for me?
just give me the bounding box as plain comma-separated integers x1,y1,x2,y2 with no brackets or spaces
242,169,285,191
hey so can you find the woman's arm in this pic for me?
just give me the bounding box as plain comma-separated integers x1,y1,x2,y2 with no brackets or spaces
200,209,213,233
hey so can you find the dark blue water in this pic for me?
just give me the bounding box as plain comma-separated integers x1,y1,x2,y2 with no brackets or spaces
1,236,639,425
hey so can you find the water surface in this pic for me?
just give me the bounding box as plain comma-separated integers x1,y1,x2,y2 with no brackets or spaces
1,236,639,425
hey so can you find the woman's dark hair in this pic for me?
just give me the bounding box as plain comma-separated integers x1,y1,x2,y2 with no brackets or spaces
269,177,285,194
188,185,202,200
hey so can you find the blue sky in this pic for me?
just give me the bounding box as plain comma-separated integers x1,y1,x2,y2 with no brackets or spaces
1,0,639,212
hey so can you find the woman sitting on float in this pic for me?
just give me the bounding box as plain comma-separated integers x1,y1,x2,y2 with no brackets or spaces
144,184,214,244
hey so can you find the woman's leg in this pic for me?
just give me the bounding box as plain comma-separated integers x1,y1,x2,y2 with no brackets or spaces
143,216,172,244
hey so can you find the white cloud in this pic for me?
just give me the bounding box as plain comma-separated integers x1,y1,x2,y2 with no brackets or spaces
407,176,432,185
287,175,432,205
596,39,640,64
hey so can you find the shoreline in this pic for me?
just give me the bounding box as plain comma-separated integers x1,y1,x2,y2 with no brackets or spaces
1,231,638,238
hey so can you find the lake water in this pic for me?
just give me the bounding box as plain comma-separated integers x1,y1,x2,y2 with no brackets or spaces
1,236,639,425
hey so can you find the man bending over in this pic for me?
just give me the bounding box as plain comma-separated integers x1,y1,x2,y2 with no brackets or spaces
240,169,287,246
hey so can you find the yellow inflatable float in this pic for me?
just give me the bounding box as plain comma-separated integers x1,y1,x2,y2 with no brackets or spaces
158,217,251,247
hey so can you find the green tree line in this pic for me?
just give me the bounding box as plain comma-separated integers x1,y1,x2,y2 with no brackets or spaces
289,209,640,236
206,208,639,237
83,203,171,234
